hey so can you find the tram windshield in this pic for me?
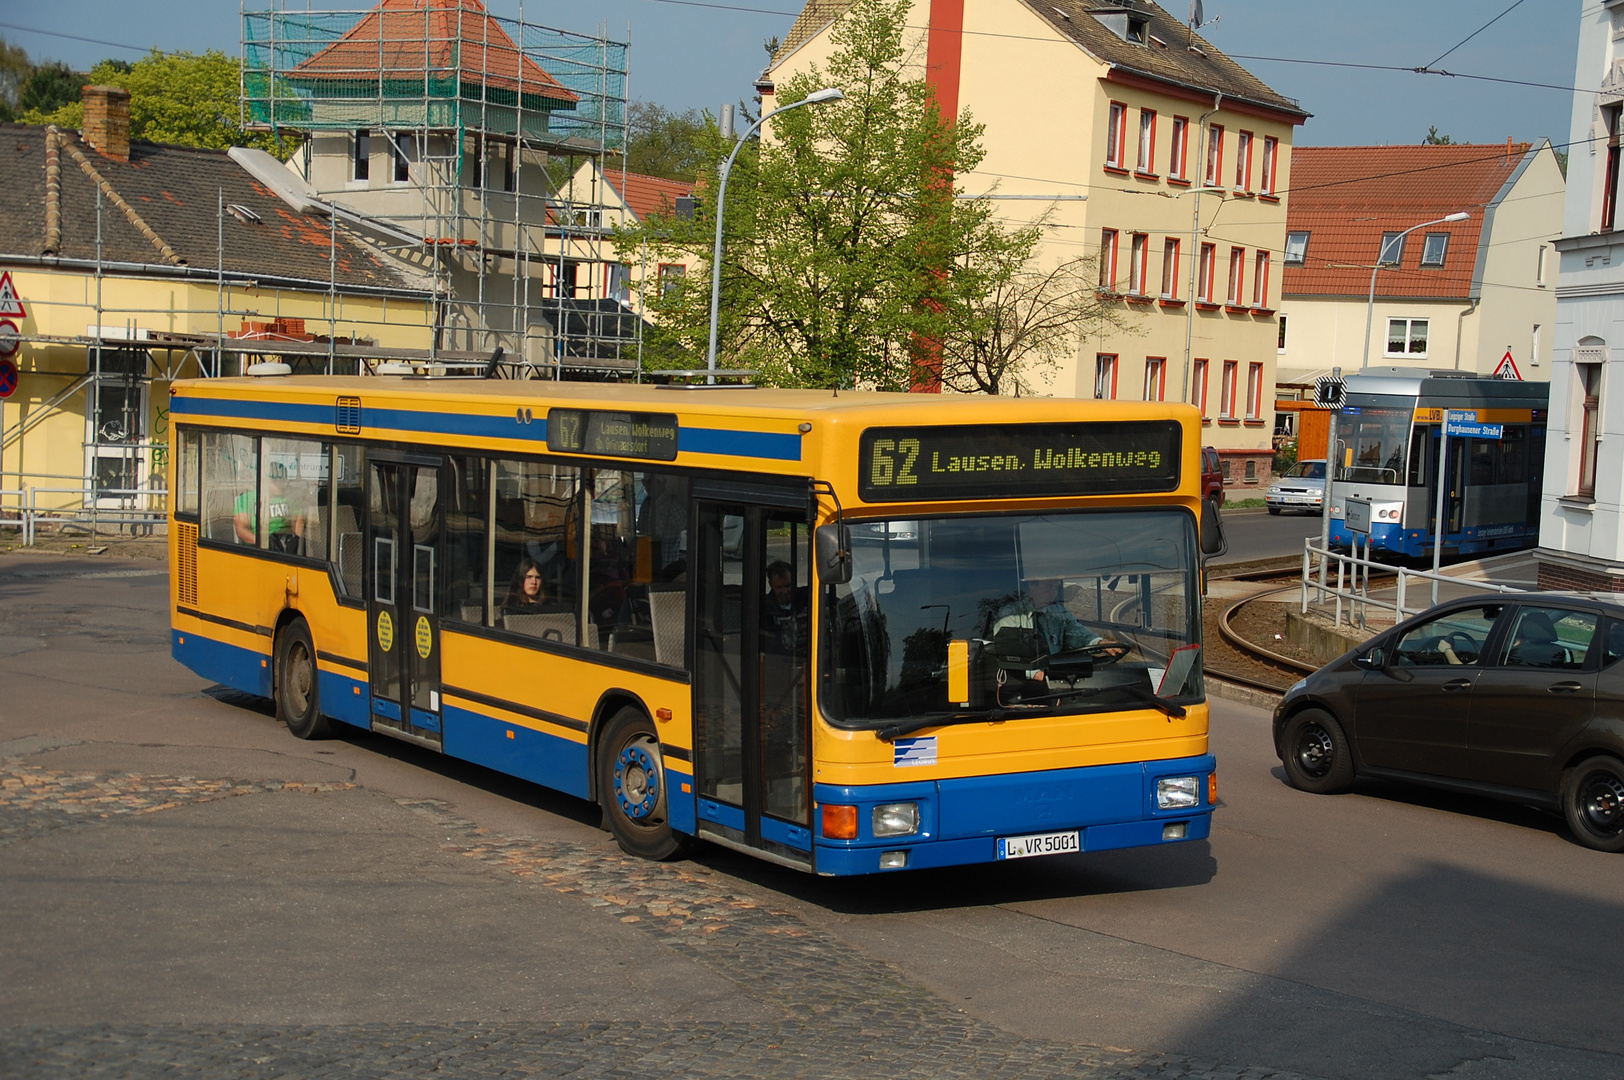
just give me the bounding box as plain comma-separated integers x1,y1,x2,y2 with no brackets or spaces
1336,407,1411,485
821,509,1200,728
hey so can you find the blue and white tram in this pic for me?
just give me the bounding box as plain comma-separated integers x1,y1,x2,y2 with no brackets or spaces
1326,369,1548,559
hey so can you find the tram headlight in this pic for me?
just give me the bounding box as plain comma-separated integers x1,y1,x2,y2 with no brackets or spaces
872,802,920,837
1155,776,1201,810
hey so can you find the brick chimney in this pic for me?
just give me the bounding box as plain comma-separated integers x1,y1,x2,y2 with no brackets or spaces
82,84,131,162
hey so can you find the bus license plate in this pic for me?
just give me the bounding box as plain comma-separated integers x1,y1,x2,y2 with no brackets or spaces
997,830,1081,860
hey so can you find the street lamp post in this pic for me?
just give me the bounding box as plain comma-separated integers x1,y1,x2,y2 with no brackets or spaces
704,86,844,382
1359,211,1470,371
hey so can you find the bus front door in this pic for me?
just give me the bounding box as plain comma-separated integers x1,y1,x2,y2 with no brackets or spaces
366,455,444,749
692,498,813,869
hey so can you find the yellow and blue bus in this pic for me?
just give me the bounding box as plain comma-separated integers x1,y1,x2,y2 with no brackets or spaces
168,376,1223,875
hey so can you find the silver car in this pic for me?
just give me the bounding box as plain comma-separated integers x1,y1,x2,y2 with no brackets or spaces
1266,460,1326,515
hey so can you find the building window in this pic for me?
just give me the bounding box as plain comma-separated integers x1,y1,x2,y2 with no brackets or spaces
1129,233,1149,294
1576,362,1603,497
1106,102,1128,169
1537,244,1548,286
1161,237,1180,298
1420,232,1449,267
1386,317,1429,357
1126,15,1148,43
1099,229,1120,289
1220,360,1238,419
1260,136,1278,194
1379,231,1406,266
1204,124,1224,186
1604,104,1622,232
1198,243,1216,302
1143,357,1167,401
1284,231,1309,266
552,261,581,298
1227,247,1245,305
1137,109,1157,172
390,132,414,183
1246,362,1264,419
1169,116,1189,179
1278,314,1288,352
657,263,685,297
1253,250,1270,307
1234,130,1253,191
1191,358,1209,415
352,129,370,182
1095,354,1118,400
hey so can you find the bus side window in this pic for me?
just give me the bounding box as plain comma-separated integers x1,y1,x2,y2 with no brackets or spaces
591,469,689,664
331,444,365,598
176,429,201,518
201,431,257,545
262,436,326,557
494,459,582,643
444,455,490,626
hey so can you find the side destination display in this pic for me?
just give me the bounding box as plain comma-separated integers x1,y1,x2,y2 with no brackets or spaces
548,409,679,461
860,421,1181,501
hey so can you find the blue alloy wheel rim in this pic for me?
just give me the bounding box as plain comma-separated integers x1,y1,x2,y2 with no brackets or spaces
615,744,660,820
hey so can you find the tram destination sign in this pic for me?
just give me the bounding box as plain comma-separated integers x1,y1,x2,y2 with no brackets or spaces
547,409,679,461
859,421,1181,502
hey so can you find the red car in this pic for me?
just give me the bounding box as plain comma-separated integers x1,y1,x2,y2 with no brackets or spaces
1201,447,1224,508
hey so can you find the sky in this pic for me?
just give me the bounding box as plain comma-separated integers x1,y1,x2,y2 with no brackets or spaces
0,1,1584,149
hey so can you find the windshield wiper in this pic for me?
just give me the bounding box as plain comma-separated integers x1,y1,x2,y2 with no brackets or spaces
875,710,1008,742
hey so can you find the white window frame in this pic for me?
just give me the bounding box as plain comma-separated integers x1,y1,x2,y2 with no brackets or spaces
1137,109,1156,173
1106,102,1128,169
1385,317,1430,358
1284,231,1309,266
1144,357,1166,401
1420,232,1449,267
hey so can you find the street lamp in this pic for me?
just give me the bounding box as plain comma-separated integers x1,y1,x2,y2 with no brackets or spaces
704,86,845,381
1360,211,1470,371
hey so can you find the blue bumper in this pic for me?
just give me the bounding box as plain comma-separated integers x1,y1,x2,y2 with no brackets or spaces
812,754,1216,875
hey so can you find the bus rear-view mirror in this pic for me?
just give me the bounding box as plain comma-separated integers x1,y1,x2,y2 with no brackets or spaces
815,523,852,585
1200,500,1228,558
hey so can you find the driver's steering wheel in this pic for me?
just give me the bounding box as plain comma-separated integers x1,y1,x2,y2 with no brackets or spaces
1444,631,1479,661
1054,641,1129,665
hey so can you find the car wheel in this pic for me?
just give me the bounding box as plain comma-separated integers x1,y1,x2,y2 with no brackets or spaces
1281,709,1355,794
1267,506,1281,516
275,618,332,740
1562,756,1624,853
598,706,693,861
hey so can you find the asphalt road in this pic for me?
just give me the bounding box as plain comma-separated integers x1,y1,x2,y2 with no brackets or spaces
3,551,1621,1080
1218,506,1326,564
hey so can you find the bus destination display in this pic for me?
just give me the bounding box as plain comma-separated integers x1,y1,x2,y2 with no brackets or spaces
859,421,1180,501
547,409,679,461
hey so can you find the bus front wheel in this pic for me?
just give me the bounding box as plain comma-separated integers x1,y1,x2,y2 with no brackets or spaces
275,618,332,740
598,706,690,861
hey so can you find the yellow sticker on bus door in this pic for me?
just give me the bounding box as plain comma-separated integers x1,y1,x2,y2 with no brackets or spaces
415,615,432,658
377,610,394,652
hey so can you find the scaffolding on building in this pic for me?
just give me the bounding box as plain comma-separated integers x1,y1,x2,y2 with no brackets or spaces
240,0,641,377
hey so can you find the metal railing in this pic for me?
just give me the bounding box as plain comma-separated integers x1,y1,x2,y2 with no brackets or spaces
2,487,170,546
1301,538,1526,630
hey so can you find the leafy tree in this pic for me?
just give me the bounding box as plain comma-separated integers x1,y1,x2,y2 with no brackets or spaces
619,101,710,181
1424,126,1461,145
0,37,32,122
20,60,80,116
20,50,283,157
615,0,1051,391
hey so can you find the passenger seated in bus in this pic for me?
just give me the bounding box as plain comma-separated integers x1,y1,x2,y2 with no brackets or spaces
761,560,809,656
234,461,304,552
501,558,549,613
993,578,1127,663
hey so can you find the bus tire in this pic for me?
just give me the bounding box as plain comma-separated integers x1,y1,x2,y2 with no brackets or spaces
1562,756,1624,853
1281,708,1354,795
275,618,332,740
598,706,690,861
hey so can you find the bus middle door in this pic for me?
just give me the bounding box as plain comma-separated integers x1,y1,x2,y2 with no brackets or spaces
366,453,444,749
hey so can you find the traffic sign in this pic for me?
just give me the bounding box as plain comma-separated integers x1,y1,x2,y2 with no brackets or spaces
0,359,18,399
0,319,17,357
1313,375,1347,410
1493,349,1522,380
0,271,24,320
1445,409,1502,439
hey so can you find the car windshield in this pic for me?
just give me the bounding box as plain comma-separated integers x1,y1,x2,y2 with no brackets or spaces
1284,461,1325,479
1336,407,1410,484
821,509,1200,727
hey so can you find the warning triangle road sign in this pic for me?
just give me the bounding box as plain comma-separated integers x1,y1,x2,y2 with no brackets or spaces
1493,349,1522,381
0,271,24,320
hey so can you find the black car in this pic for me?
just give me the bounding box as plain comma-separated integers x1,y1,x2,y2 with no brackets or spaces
1273,593,1624,852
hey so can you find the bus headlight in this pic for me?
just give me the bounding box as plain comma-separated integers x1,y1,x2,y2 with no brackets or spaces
872,802,919,837
1155,776,1200,809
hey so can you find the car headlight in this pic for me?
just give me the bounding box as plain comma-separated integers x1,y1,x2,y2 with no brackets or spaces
1155,776,1200,810
872,802,919,837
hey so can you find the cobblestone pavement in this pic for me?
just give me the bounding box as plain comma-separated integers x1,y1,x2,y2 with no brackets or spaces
0,759,1323,1080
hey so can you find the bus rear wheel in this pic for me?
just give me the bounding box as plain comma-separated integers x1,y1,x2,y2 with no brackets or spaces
275,618,332,740
598,706,690,861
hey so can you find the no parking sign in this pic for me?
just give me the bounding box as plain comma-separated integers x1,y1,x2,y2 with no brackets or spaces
0,358,16,399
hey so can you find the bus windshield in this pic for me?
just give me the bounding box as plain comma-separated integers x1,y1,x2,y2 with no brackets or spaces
1336,407,1411,484
822,509,1199,727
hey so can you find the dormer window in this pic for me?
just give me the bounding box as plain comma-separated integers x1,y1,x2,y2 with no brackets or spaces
1127,16,1148,43
1092,8,1149,44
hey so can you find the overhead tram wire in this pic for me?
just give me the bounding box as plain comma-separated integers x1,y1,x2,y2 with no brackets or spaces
1422,0,1530,70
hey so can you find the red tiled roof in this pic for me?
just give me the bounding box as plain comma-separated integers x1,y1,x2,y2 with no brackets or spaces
1282,143,1532,300
607,171,693,221
290,0,577,105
